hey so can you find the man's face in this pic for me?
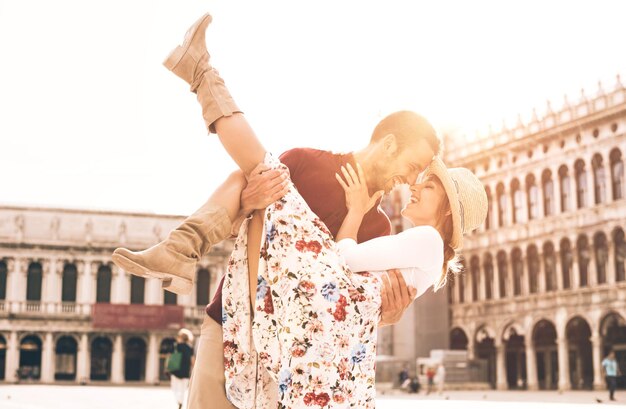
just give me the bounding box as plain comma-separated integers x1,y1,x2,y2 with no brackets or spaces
374,138,435,193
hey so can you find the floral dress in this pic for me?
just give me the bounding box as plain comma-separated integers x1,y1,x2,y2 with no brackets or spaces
222,155,382,409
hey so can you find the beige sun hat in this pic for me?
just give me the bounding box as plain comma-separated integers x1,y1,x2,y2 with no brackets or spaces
421,156,488,250
178,328,194,344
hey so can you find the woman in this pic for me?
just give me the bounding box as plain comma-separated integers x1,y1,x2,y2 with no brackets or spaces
167,328,195,409
114,13,487,408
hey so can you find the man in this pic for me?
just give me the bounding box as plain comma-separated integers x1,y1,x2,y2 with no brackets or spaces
602,349,621,401
112,14,440,409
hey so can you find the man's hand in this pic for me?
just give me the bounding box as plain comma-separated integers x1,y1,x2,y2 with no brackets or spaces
379,269,417,327
240,163,290,215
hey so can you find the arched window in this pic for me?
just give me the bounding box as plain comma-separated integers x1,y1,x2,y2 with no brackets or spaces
130,275,145,304
483,253,493,300
496,183,506,227
577,235,590,287
527,245,539,294
594,232,608,285
526,174,539,220
470,256,480,302
485,186,492,230
61,263,77,303
542,169,554,216
610,148,624,200
497,251,508,298
560,238,572,290
196,268,211,306
592,154,607,204
512,248,523,296
574,159,588,209
26,262,43,301
614,228,626,282
511,178,524,224
96,265,112,303
559,165,571,212
543,242,557,292
0,260,7,301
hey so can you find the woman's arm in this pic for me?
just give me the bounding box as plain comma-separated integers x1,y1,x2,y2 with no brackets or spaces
337,226,444,273
335,163,383,242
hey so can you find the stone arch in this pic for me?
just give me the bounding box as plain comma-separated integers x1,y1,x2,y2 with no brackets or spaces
532,319,558,390
124,336,147,381
55,335,78,381
450,327,469,350
19,334,43,380
566,315,593,389
90,335,113,381
501,321,526,389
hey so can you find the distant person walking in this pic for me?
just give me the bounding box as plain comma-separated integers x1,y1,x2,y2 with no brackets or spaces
426,366,436,395
435,362,446,395
168,328,195,409
602,349,621,401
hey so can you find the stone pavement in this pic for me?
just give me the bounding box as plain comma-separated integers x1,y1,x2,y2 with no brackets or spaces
0,385,623,408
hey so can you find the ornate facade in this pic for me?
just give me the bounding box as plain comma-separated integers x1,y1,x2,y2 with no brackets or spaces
445,75,626,390
0,206,231,384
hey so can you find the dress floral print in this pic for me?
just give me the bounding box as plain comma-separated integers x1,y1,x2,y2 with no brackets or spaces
223,155,382,409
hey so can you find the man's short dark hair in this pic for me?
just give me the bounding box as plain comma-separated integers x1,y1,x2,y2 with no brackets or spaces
370,111,441,155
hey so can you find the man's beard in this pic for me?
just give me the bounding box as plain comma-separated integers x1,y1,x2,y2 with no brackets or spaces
368,161,389,192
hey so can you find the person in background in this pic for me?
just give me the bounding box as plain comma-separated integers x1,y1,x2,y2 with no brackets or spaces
168,328,195,409
602,349,621,401
399,363,410,389
426,366,436,395
435,362,446,395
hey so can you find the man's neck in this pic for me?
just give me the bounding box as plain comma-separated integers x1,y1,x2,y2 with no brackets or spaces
353,145,380,193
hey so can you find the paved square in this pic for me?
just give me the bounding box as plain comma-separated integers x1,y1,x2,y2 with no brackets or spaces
0,385,622,408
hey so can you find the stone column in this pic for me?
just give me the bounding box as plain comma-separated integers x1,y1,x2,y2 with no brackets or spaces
496,340,507,390
555,250,564,291
591,333,604,390
76,333,90,384
588,240,598,287
607,239,616,284
145,334,159,384
521,255,530,296
40,332,55,383
537,246,546,294
492,264,500,300
42,259,57,312
551,166,562,215
111,334,124,383
112,266,130,304
525,341,538,390
507,254,515,297
5,332,20,383
571,242,581,289
536,172,545,218
145,278,161,305
557,336,570,391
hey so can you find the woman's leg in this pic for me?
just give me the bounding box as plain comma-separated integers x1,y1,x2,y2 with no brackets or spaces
112,171,246,294
214,112,267,176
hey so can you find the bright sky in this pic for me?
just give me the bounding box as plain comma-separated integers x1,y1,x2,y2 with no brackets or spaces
1,0,625,215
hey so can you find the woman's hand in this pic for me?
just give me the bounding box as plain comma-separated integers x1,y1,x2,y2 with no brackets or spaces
335,163,384,215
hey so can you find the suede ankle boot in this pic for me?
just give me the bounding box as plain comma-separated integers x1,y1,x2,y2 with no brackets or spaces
163,13,241,133
112,202,231,294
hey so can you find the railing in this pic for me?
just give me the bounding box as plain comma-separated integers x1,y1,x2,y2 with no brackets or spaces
1,301,207,320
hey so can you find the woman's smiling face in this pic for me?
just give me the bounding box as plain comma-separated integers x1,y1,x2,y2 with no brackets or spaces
401,175,448,227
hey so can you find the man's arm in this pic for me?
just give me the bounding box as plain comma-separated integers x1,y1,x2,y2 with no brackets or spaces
379,269,417,326
231,163,289,236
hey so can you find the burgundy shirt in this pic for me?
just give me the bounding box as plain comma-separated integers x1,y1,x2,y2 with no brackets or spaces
206,148,392,324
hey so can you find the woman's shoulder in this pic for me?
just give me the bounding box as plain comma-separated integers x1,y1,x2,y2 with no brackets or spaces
400,225,444,245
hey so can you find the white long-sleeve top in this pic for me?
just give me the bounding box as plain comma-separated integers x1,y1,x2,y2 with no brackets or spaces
336,225,444,298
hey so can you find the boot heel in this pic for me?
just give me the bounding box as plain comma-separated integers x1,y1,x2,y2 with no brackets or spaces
162,276,193,295
163,46,186,71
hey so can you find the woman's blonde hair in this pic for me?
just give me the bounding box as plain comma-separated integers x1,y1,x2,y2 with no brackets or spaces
431,178,461,291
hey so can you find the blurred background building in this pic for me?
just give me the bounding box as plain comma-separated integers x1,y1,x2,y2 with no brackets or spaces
444,75,626,391
0,207,230,384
